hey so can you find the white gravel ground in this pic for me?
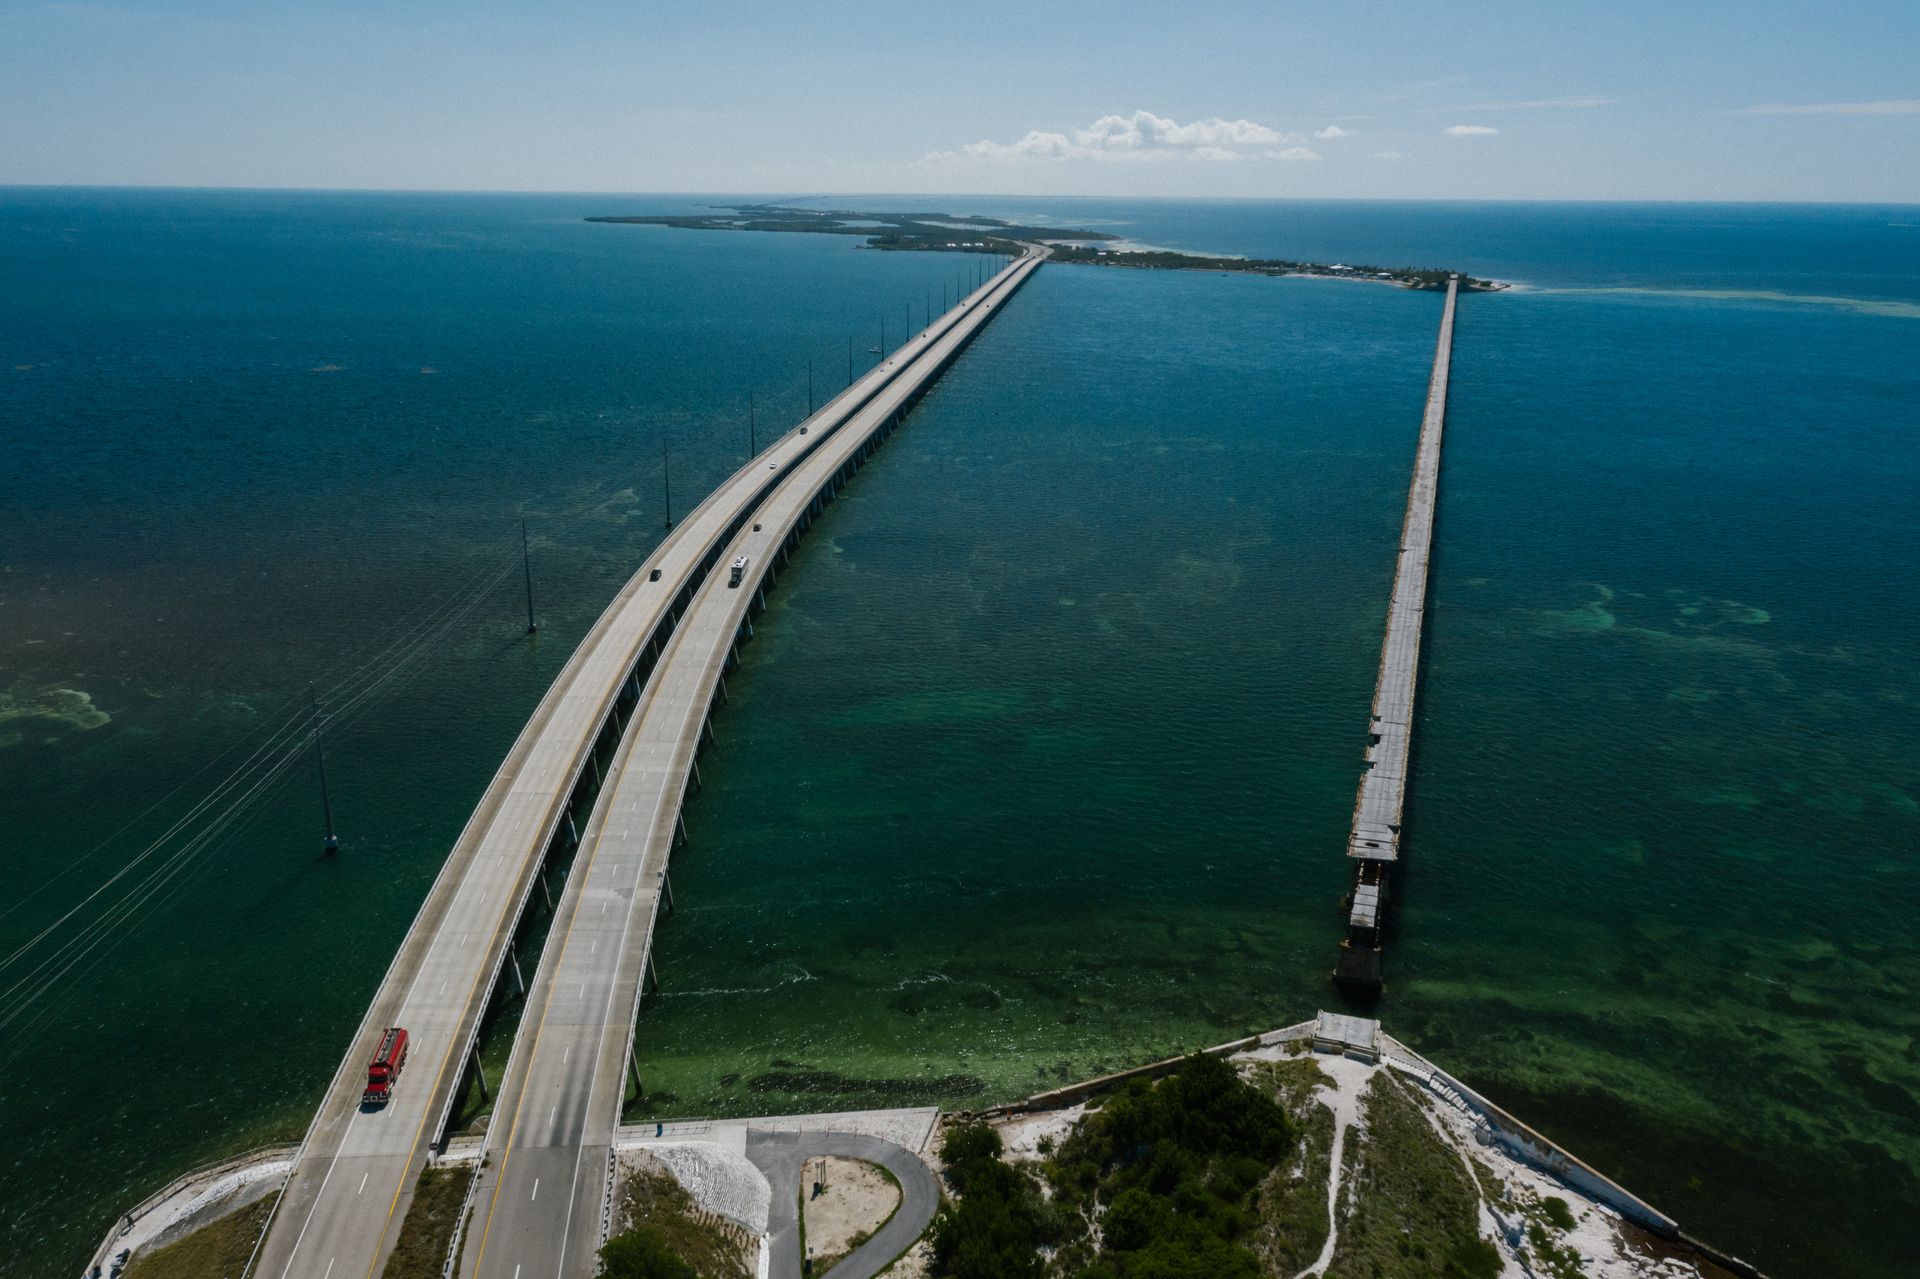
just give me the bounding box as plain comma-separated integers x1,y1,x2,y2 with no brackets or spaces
623,1144,773,1234
93,1151,291,1269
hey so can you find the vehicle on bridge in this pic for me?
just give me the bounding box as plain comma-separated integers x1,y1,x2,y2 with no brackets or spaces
728,556,749,587
362,1027,408,1107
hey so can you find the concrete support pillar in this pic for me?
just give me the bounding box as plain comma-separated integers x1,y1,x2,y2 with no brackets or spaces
540,871,554,912
646,952,661,994
471,1046,491,1103
627,1052,643,1099
590,751,602,788
568,813,580,847
692,759,702,793
675,812,688,849
510,951,527,995
663,871,675,915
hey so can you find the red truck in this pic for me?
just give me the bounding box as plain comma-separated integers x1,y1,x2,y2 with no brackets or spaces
362,1027,408,1107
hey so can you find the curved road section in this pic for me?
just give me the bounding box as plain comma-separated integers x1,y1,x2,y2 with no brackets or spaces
254,248,1042,1279
458,246,1047,1279
747,1133,941,1279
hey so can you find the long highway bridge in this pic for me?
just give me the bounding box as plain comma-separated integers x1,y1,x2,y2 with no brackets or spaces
251,244,1047,1279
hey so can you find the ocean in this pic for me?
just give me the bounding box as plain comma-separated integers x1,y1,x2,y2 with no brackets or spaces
1,190,1915,1277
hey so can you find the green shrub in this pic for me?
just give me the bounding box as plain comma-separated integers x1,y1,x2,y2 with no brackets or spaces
931,1122,1055,1279
599,1226,696,1279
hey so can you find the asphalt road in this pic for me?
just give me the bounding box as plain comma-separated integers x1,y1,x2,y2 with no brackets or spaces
747,1132,943,1279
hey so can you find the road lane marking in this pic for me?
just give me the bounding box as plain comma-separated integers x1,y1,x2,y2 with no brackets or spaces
531,1178,540,1202
323,1260,336,1279
357,1173,368,1195
550,1103,558,1127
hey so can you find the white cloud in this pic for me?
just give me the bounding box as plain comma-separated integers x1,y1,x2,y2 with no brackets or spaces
1444,124,1500,137
1314,125,1351,139
1454,96,1615,111
1373,150,1406,160
924,110,1306,166
1265,146,1322,161
1740,99,1920,115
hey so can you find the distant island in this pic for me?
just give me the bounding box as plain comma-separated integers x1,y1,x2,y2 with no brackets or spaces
586,204,1503,292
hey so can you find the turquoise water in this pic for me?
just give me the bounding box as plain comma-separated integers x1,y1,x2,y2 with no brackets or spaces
3,193,1917,1277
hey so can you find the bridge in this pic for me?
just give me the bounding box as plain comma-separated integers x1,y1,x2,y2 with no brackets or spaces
1335,276,1459,994
252,244,1047,1279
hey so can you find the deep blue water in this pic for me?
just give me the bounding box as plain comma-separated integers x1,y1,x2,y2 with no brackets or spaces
2,191,1917,1277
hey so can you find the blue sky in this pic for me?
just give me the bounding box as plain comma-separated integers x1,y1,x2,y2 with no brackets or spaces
3,0,1916,200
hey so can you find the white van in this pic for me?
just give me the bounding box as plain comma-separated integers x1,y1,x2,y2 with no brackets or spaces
728,556,748,588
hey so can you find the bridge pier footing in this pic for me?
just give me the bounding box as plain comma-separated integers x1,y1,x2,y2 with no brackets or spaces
470,1046,491,1103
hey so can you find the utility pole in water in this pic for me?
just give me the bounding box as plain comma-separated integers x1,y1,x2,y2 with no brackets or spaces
662,440,673,529
521,518,537,635
310,685,339,855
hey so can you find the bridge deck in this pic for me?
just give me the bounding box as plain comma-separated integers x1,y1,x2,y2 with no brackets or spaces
253,255,1035,1279
458,248,1047,1279
1338,278,1457,987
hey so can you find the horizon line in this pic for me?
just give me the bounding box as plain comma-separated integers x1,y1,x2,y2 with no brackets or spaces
2,181,1918,208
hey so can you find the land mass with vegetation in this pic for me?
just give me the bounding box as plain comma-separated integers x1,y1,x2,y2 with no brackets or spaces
585,205,1501,291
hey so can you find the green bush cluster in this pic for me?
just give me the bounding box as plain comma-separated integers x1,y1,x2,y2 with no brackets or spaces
929,1122,1063,1279
598,1225,697,1279
1046,1054,1293,1279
